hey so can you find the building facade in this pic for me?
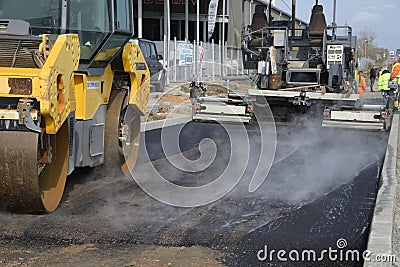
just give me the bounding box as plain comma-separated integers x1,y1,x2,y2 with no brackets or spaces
135,0,308,48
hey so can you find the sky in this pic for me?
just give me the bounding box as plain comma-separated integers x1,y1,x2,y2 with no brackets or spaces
273,0,399,52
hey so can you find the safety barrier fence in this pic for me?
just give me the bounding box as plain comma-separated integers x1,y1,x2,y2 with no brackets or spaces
155,39,245,84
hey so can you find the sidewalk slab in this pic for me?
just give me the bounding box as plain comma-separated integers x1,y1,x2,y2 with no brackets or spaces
365,114,399,267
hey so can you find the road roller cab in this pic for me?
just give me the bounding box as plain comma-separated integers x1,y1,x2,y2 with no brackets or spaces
0,0,150,213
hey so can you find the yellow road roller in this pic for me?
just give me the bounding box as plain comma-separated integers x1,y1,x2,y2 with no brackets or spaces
0,0,150,213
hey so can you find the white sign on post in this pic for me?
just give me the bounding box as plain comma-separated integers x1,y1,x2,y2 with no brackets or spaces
178,43,194,66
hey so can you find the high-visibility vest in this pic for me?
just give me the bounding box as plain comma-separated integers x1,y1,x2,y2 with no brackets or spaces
378,72,391,91
392,62,400,84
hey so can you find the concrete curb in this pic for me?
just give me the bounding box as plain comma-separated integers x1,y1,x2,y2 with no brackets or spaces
364,114,399,267
140,115,192,132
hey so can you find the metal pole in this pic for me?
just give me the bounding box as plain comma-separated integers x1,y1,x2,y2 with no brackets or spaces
138,0,143,38
193,40,197,76
230,48,233,76
249,0,253,26
212,39,215,80
242,0,245,29
163,35,167,69
197,0,200,78
333,0,337,26
184,39,187,81
164,1,171,85
164,1,168,43
224,42,227,77
197,0,200,43
237,49,239,76
268,0,272,23
332,0,337,39
203,20,207,43
174,37,177,82
200,41,203,79
164,35,170,85
291,0,296,36
222,0,226,77
167,1,171,44
227,0,230,26
218,40,221,76
185,0,189,41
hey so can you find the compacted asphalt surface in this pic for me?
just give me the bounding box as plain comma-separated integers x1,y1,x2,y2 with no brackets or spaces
0,122,388,266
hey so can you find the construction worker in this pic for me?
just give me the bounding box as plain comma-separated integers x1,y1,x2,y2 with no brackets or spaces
378,68,391,106
378,64,387,77
390,58,400,109
390,57,400,83
369,66,377,91
357,71,367,97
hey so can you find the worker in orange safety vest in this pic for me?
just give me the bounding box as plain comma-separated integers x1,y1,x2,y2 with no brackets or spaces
391,58,400,83
390,58,400,108
357,71,367,97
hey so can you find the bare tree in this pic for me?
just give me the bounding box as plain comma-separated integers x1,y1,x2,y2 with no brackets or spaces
359,28,377,45
357,28,387,67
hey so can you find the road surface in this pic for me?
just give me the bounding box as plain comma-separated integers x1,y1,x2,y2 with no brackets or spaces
0,123,388,266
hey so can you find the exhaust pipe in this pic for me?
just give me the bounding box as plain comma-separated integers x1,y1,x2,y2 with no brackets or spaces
332,0,337,40
291,0,296,36
332,0,337,26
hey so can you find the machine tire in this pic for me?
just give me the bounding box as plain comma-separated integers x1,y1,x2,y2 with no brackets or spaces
104,89,141,176
0,121,69,213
